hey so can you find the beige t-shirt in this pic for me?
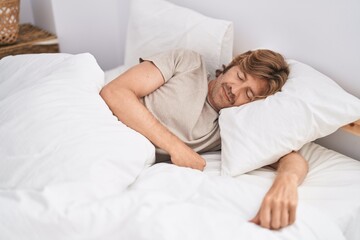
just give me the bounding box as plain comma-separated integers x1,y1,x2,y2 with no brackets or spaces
141,49,221,162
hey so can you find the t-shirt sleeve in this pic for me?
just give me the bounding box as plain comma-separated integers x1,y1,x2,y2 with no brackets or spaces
139,49,202,83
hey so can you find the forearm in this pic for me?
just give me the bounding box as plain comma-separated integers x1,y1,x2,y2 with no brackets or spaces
251,151,308,229
275,151,308,186
100,87,184,155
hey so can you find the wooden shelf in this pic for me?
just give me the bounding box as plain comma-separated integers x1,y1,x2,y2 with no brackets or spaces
0,23,59,59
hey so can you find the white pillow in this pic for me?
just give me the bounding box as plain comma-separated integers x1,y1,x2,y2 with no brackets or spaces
0,53,155,204
104,65,128,84
124,0,234,78
219,59,360,176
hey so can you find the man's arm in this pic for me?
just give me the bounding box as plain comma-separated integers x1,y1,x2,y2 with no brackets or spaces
100,61,206,170
250,151,308,229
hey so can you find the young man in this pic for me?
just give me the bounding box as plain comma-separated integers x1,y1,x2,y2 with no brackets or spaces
100,49,308,230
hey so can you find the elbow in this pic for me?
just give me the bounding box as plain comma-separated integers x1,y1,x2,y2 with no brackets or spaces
99,84,138,112
100,84,111,101
100,84,118,108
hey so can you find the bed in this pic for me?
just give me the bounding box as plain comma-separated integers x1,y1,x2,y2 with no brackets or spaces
1,0,360,239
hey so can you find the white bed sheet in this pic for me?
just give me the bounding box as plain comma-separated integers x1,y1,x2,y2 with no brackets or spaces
202,142,360,240
1,142,360,240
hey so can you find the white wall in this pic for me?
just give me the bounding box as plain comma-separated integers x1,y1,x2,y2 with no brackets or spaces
31,0,56,35
20,0,129,71
50,0,129,70
19,0,360,160
19,0,34,24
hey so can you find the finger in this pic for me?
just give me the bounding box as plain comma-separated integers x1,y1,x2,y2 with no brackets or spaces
194,160,204,171
198,161,205,171
249,212,260,224
197,165,204,171
259,203,271,229
270,202,281,230
196,158,206,171
289,202,297,225
280,208,290,228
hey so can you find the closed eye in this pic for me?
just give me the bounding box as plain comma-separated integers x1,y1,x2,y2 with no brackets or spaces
237,73,244,81
247,88,254,100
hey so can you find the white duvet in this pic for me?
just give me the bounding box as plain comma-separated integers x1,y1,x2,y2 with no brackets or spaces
1,53,359,240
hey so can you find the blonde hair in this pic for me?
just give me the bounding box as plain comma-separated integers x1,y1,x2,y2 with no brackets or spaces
216,49,289,98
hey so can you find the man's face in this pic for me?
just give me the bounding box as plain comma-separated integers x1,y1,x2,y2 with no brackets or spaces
207,66,269,112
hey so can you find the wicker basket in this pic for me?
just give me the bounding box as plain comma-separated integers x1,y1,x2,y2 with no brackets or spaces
0,0,20,45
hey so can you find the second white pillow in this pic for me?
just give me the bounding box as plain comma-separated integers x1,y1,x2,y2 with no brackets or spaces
219,59,360,176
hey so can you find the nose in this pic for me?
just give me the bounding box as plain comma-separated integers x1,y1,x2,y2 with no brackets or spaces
227,86,236,103
230,82,243,96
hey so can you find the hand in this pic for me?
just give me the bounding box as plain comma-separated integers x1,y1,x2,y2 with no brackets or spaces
250,173,298,230
169,143,206,171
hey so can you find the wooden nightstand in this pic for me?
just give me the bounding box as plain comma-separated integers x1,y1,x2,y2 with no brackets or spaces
0,23,59,59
